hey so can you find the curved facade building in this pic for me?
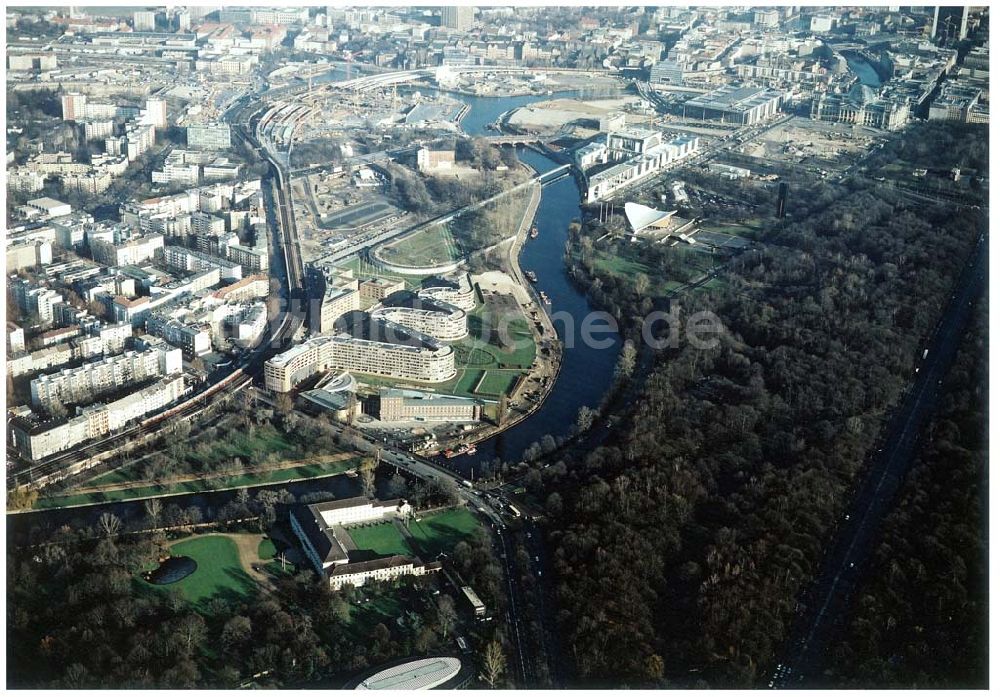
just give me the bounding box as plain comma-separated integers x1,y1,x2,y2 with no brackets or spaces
418,273,477,312
264,312,456,392
371,291,468,342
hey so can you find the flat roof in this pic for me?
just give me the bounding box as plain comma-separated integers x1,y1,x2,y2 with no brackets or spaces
356,657,462,691
684,85,780,112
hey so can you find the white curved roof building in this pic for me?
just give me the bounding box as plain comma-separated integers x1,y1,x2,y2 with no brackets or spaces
624,202,677,233
356,657,462,690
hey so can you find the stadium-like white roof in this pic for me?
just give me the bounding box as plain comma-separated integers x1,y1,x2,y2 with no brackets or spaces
624,202,677,233
356,657,462,690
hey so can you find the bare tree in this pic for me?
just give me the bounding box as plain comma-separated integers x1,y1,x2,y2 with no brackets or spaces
275,392,293,416
359,456,377,499
98,512,121,539
480,639,507,688
436,595,457,638
144,498,162,528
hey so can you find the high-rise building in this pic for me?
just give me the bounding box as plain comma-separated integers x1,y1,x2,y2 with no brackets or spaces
61,93,87,121
931,6,969,42
441,6,474,31
144,98,167,129
133,10,156,31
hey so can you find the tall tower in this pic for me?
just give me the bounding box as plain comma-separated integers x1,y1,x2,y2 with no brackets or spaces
441,6,474,32
931,6,970,43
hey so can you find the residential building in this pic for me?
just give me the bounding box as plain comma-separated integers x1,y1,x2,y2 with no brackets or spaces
264,312,456,392
29,342,181,412
187,122,232,150
12,375,186,461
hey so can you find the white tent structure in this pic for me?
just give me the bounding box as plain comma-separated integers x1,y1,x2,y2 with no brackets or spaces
624,202,677,233
624,202,695,244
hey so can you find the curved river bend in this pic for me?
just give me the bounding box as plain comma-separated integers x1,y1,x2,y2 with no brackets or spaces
8,89,621,536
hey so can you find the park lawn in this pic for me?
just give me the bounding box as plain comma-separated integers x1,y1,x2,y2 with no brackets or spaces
258,538,277,560
347,522,414,557
141,535,257,611
475,371,518,396
382,224,458,267
334,256,426,290
186,427,298,470
408,508,481,559
33,458,360,510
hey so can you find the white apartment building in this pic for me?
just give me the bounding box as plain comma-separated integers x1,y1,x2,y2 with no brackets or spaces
90,233,164,267
10,278,63,324
13,375,187,461
264,319,456,392
370,299,468,342
7,239,52,271
162,246,243,281
29,342,182,412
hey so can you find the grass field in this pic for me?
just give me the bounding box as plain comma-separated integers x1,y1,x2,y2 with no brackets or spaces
140,535,256,611
348,522,414,557
34,458,359,510
475,371,518,396
258,538,277,560
381,224,459,267
408,508,481,558
342,508,482,563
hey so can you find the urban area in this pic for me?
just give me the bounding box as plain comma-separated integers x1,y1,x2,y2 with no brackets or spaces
5,3,990,691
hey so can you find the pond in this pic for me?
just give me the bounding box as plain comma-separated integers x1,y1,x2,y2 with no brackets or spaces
145,556,198,585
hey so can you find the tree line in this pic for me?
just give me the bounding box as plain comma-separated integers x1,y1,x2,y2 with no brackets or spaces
535,122,985,687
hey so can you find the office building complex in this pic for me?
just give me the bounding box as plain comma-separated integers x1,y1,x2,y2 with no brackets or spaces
290,496,440,590
186,123,232,150
378,388,482,422
682,85,784,125
441,6,475,32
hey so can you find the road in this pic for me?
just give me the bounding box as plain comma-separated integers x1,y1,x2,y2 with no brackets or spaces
771,228,987,688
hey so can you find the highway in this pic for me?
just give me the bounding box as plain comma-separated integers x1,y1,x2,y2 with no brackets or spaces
770,228,987,688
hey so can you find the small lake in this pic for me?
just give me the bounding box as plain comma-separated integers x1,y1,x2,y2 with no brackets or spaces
145,556,197,585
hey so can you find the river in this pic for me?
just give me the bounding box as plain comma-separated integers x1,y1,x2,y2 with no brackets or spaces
451,91,623,471
8,88,621,536
844,52,884,88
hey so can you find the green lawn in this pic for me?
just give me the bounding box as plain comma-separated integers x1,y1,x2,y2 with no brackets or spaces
348,522,414,557
407,508,481,559
334,256,427,290
258,538,277,560
380,224,458,267
140,535,256,611
34,458,360,510
475,371,518,396
345,508,483,562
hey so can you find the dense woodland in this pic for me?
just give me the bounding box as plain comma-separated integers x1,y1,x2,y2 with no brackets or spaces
827,300,987,687
8,494,502,688
541,123,986,687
